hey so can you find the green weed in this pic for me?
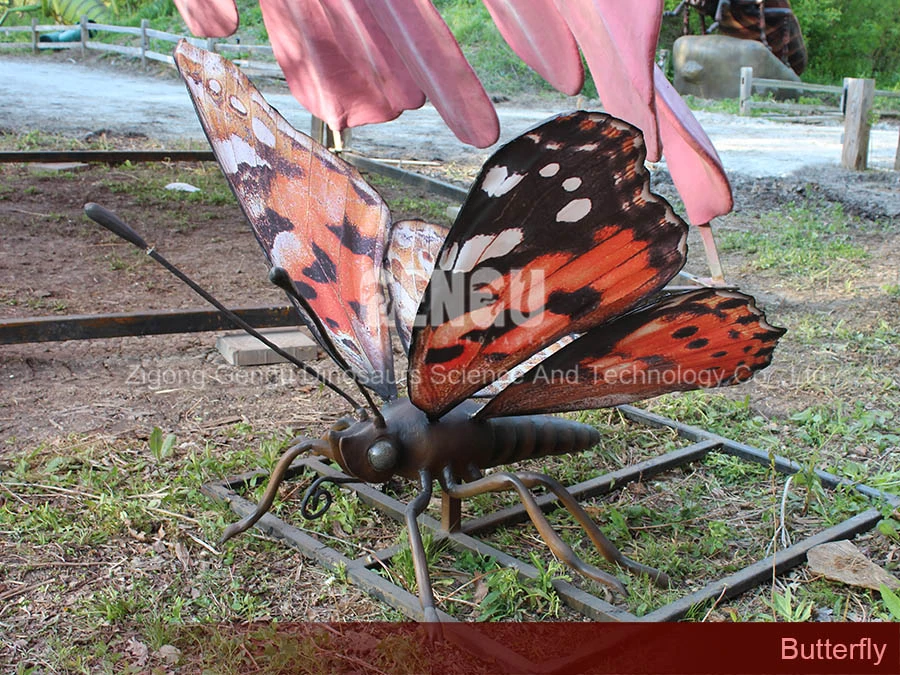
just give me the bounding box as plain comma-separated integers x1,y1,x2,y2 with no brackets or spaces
475,553,566,621
149,426,177,462
880,584,900,620
766,585,814,622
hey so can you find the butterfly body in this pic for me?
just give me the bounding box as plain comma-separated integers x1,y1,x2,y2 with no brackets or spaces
172,40,785,621
320,397,601,484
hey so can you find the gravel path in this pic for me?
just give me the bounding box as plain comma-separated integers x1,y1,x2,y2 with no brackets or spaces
2,52,898,177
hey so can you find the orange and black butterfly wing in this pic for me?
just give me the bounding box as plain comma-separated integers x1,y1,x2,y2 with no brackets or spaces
477,289,785,418
408,112,688,418
383,219,449,354
174,40,397,399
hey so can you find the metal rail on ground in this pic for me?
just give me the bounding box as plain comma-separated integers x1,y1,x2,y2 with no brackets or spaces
203,404,899,627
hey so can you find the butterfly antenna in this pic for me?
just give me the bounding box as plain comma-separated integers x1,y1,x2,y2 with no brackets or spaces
83,202,363,413
269,267,385,427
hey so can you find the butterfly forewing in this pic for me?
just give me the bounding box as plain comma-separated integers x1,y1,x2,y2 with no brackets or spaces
477,289,786,418
408,112,688,418
383,219,450,354
174,40,397,399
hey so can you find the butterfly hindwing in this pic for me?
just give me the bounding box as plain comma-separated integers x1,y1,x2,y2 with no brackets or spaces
477,289,786,418
174,40,397,399
383,219,450,354
408,112,689,418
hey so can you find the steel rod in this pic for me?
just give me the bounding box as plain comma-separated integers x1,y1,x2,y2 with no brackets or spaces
0,150,216,164
0,306,297,344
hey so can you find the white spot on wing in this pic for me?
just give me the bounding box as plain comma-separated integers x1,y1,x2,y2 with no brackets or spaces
229,96,247,115
556,198,592,223
219,134,270,175
438,242,458,270
454,230,523,272
270,231,301,270
482,166,524,197
207,78,222,95
575,143,599,152
539,163,560,177
562,177,582,192
252,117,276,148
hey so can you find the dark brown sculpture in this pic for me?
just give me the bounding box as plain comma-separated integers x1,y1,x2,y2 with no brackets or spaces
668,0,807,74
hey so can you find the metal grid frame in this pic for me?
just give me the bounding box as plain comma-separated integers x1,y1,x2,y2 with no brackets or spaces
202,404,899,623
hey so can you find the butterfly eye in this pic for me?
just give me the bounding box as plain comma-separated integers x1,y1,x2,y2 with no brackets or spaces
367,440,398,473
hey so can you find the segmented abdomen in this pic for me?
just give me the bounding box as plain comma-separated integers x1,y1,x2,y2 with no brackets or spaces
480,415,600,469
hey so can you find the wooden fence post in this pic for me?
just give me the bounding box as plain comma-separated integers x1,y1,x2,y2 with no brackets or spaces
310,116,351,152
839,77,850,116
140,19,148,70
80,16,88,58
739,67,753,116
895,126,900,171
31,17,38,54
841,78,875,171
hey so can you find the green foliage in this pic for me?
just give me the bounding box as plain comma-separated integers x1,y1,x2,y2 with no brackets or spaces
433,0,557,95
476,553,565,621
767,585,814,622
880,584,900,620
792,0,900,87
128,0,178,23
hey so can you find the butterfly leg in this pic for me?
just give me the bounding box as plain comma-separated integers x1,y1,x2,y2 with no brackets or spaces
514,470,670,587
218,436,330,544
405,469,440,623
440,468,628,596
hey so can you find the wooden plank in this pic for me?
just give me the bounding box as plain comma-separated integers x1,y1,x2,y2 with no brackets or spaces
753,77,843,95
215,43,274,55
144,28,183,43
842,78,875,170
0,306,297,344
88,23,142,36
85,41,141,57
739,67,753,116
144,50,175,65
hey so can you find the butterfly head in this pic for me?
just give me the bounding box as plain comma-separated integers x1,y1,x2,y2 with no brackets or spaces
320,416,401,484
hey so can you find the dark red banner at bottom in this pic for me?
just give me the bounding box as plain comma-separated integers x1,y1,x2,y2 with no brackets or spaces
194,621,898,674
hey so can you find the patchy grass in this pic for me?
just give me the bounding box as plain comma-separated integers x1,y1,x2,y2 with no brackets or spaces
101,162,236,208
719,201,869,283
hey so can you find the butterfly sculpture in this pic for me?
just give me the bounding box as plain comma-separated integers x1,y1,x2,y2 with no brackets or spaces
164,40,785,621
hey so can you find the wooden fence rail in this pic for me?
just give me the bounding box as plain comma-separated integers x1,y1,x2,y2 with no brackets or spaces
0,16,281,79
739,66,900,118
